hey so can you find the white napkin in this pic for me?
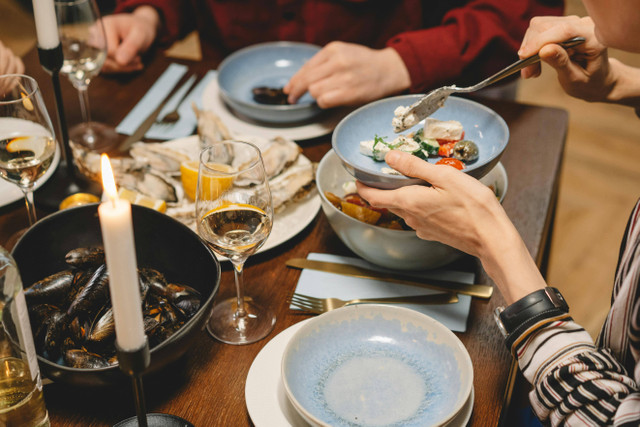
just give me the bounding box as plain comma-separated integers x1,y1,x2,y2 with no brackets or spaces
144,70,217,140
116,63,187,135
292,253,473,332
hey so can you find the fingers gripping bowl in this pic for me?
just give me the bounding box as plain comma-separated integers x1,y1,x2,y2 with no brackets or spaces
332,94,509,189
317,149,507,270
12,204,220,387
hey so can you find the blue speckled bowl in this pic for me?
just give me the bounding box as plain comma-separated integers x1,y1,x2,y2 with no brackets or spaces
282,305,473,426
332,94,509,189
217,41,323,124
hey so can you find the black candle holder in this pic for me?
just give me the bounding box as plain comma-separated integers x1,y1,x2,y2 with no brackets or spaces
34,44,101,211
114,339,194,427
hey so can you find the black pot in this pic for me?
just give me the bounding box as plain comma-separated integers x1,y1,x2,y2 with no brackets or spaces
12,203,220,387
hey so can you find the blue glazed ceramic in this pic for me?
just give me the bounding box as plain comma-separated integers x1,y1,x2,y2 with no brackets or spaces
217,41,323,124
282,305,473,426
332,94,509,189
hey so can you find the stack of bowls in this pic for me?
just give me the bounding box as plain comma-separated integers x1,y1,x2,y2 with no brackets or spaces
281,305,474,426
316,149,507,270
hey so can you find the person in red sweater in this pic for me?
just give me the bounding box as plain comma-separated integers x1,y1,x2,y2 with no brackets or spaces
103,0,563,109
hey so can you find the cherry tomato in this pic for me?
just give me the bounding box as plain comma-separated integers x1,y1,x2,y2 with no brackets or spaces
436,158,465,170
438,142,456,157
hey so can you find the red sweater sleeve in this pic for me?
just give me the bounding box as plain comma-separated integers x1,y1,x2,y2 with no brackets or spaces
387,0,564,93
114,0,191,46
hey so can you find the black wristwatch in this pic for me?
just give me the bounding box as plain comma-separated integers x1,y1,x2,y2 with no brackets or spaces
494,287,569,351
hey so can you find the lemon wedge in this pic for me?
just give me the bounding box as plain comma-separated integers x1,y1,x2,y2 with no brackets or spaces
180,160,234,201
118,187,167,213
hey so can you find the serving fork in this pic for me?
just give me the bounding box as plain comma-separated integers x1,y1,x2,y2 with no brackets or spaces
393,36,585,132
287,292,458,314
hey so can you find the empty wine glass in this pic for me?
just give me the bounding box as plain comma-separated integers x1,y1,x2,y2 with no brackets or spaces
196,141,276,345
0,75,57,225
55,0,119,152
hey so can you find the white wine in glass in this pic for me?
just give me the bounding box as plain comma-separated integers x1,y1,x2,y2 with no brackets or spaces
56,0,118,152
196,141,276,345
0,75,57,226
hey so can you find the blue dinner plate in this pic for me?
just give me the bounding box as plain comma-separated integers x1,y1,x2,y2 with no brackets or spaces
332,94,509,189
282,305,473,427
217,41,323,124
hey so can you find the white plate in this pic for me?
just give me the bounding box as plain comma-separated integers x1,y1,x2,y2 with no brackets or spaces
258,188,320,256
0,145,61,208
161,136,321,261
245,320,474,427
201,75,353,141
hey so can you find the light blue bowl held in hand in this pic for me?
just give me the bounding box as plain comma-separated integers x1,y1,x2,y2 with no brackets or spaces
332,94,509,189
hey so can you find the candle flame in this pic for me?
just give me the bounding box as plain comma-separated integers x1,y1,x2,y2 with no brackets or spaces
101,154,118,204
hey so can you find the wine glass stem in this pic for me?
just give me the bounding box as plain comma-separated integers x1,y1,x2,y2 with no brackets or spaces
232,262,248,319
77,85,93,125
22,188,37,226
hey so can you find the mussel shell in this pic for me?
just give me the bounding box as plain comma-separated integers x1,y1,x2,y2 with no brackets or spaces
67,264,110,318
252,86,289,105
41,311,68,360
140,267,168,296
86,308,115,344
24,270,74,306
65,247,105,269
63,349,112,369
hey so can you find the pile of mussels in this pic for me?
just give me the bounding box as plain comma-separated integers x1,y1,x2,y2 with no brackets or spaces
25,247,201,369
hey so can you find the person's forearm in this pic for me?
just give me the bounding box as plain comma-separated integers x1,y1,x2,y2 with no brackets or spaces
477,215,547,305
607,58,640,110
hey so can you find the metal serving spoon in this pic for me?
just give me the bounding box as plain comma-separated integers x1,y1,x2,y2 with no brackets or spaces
393,36,586,133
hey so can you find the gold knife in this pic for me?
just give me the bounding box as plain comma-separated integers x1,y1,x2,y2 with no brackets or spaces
286,258,493,299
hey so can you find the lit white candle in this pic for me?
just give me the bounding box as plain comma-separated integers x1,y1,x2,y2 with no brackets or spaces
32,0,60,50
98,154,146,351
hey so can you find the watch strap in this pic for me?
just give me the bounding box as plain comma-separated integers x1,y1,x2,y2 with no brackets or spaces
499,287,569,351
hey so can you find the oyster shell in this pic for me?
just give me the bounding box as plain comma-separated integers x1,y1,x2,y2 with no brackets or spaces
232,135,301,180
269,156,316,211
193,105,232,147
115,166,183,205
129,142,191,176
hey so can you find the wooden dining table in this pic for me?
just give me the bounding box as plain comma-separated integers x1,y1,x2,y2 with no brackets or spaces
0,48,568,426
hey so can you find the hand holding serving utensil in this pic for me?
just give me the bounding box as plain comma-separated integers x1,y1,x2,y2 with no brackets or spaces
196,140,276,345
393,36,586,132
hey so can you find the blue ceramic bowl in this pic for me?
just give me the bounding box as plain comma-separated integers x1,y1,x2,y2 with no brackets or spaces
332,94,509,189
282,305,473,427
217,41,323,124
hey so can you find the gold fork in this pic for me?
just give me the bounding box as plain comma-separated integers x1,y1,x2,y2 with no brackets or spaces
287,292,458,314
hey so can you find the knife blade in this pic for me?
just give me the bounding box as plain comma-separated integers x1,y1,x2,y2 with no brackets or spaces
118,74,197,153
286,258,493,299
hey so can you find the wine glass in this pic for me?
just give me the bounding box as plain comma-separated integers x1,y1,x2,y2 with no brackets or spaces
0,75,57,226
55,0,119,152
196,141,276,345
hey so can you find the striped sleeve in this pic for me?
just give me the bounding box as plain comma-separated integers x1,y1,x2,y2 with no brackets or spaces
515,319,639,426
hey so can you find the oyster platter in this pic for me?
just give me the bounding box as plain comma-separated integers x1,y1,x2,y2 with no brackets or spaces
72,107,320,258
